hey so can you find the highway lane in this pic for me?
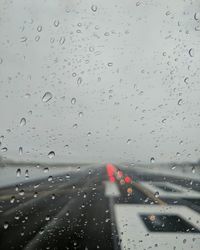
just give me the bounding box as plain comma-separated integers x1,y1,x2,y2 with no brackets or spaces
0,164,200,250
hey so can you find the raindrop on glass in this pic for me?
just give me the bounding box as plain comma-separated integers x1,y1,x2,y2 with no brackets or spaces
188,48,194,57
77,77,82,85
10,196,15,203
16,168,21,177
127,139,131,144
48,151,55,159
59,36,65,45
19,146,23,155
42,92,53,103
3,222,9,230
71,97,76,105
150,157,155,163
1,147,7,152
194,12,200,21
91,5,97,12
154,191,159,198
48,176,53,182
20,118,26,126
25,170,29,179
79,112,83,117
43,167,49,173
37,25,42,32
45,215,50,221
33,192,38,198
19,190,24,196
177,99,183,106
53,20,59,27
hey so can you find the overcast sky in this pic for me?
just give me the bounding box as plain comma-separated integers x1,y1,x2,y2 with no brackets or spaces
0,0,200,164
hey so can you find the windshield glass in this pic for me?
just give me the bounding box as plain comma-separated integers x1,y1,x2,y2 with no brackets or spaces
0,0,200,249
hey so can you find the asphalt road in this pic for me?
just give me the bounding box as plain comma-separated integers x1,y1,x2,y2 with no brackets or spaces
0,164,200,250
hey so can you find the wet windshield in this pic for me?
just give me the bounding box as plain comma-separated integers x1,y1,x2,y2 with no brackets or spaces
0,0,200,249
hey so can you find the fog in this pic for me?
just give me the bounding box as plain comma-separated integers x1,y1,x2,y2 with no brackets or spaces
0,0,200,164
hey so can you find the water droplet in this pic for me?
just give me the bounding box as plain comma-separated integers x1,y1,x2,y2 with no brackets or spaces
53,20,59,27
45,215,50,221
192,166,195,174
126,139,131,144
3,222,9,230
25,170,29,179
176,152,180,157
19,146,23,155
35,35,40,42
177,99,183,105
73,123,78,129
77,77,82,85
71,97,76,105
150,157,155,163
195,25,200,31
20,118,26,126
0,58,3,64
37,25,42,32
48,176,53,182
107,62,113,67
20,36,27,42
189,48,194,57
91,5,97,12
79,112,83,117
51,194,55,200
154,191,159,198
43,167,49,173
59,36,65,45
16,168,21,177
10,196,15,203
179,140,183,145
42,92,53,103
87,132,92,136
19,190,24,196
65,174,70,180
194,12,200,21
1,147,7,152
48,151,55,159
184,77,189,84
33,192,38,198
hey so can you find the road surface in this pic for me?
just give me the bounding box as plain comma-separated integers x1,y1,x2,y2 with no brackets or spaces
0,164,200,250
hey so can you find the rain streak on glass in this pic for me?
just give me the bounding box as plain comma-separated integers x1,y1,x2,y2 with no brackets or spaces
42,92,53,103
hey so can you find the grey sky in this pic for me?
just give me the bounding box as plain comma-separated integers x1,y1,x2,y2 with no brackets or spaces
0,0,200,164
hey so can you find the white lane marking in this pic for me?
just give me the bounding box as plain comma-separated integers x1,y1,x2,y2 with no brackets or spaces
114,204,200,250
140,181,200,199
104,181,120,197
